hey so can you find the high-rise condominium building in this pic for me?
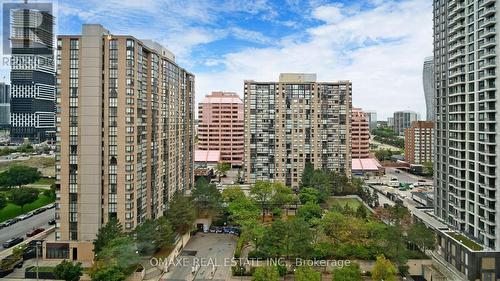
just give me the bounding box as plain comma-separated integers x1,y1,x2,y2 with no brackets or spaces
423,57,435,121
51,24,194,262
434,0,500,279
387,117,394,128
10,8,55,142
404,121,433,165
244,73,351,189
198,92,244,166
393,110,419,135
365,110,377,132
351,108,370,159
0,83,10,129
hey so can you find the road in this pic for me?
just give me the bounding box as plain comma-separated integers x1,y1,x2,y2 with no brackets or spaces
162,233,237,281
0,208,54,248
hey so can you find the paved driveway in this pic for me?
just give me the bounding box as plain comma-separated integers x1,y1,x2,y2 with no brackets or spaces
162,233,237,281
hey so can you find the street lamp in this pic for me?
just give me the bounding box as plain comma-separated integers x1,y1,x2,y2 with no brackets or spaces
293,268,296,281
240,266,244,281
36,241,42,281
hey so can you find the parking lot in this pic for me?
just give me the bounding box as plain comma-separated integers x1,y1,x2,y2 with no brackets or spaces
162,233,237,281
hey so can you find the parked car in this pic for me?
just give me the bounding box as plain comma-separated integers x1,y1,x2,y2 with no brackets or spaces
2,237,23,248
18,212,34,220
26,228,45,238
209,226,216,233
48,219,56,225
46,203,56,209
32,208,46,215
2,218,19,227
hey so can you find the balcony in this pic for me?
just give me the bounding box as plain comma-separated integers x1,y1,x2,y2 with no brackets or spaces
484,6,496,17
483,17,496,28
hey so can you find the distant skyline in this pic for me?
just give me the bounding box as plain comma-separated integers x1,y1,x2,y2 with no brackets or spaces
3,0,432,119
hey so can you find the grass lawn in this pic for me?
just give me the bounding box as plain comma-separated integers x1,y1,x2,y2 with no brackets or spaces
0,156,55,177
33,177,56,185
447,232,483,251
0,194,54,223
326,197,363,210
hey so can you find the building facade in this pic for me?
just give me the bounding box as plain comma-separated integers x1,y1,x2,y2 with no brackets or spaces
404,121,433,164
9,8,55,142
244,73,351,189
52,24,194,261
423,57,435,121
197,92,244,166
365,110,377,132
351,108,370,159
387,117,394,128
0,83,10,129
433,0,500,279
393,110,419,135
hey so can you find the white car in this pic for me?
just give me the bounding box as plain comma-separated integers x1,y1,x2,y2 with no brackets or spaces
18,212,34,220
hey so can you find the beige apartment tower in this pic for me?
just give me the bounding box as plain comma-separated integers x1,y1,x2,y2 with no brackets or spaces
244,73,351,189
51,24,194,262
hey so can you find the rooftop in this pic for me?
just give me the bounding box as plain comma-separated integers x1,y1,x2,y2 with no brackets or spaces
201,92,242,104
352,158,382,171
194,150,221,163
446,232,483,251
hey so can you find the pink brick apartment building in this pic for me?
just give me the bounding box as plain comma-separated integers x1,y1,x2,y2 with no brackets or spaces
351,108,370,159
198,92,244,166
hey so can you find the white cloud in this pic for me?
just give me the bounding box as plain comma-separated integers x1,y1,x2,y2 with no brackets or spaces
196,0,432,120
311,4,344,23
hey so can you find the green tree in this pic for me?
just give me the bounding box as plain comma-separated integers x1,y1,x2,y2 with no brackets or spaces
192,177,223,217
252,266,280,281
166,192,196,234
97,236,140,267
0,165,41,188
250,181,273,222
93,218,124,254
408,222,436,251
261,218,313,259
332,264,363,281
301,162,315,188
91,265,126,281
134,220,159,255
215,162,231,181
10,187,38,211
296,202,323,224
0,193,7,209
271,182,293,215
43,183,56,200
222,186,245,203
228,196,260,226
372,255,398,281
296,265,320,281
54,260,83,281
156,216,175,248
298,188,320,204
355,205,368,219
91,236,140,281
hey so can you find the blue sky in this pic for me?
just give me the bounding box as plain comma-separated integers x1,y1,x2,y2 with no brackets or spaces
21,0,434,119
